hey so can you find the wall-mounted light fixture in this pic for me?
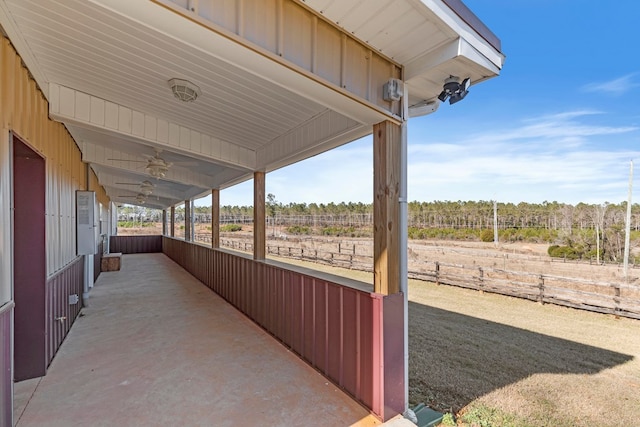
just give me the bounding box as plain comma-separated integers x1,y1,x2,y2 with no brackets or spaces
437,76,470,105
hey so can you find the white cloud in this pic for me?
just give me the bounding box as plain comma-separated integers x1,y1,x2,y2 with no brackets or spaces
407,110,640,204
217,109,640,207
582,74,640,95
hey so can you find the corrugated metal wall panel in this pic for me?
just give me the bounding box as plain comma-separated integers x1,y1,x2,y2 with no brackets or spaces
1,36,93,281
94,241,104,283
45,257,84,367
165,0,401,109
0,302,13,427
161,236,396,417
314,278,328,374
342,287,359,393
109,235,162,254
327,282,342,382
301,277,314,361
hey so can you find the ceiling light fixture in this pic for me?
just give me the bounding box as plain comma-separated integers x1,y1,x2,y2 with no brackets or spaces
437,75,471,105
168,78,201,102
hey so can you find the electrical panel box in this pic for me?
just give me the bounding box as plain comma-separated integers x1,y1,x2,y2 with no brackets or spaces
77,191,97,255
383,78,403,102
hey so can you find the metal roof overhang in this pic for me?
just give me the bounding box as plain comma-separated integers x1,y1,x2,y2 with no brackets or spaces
0,0,503,209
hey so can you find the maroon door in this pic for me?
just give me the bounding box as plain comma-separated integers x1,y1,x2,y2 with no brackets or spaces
13,135,47,381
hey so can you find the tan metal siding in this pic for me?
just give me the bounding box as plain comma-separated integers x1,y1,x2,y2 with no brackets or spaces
164,0,402,110
0,36,107,287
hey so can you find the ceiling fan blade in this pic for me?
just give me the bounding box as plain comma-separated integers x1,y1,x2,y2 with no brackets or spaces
107,158,147,163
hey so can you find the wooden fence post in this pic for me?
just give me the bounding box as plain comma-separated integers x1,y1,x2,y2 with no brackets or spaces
614,284,621,318
478,267,484,293
435,262,440,286
538,275,545,304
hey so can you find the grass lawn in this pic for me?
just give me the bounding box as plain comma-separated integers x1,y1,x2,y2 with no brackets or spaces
269,255,640,427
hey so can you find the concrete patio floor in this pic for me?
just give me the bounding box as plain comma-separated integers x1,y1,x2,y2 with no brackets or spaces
13,253,382,427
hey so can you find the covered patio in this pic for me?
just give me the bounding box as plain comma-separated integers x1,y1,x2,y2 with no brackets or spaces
13,252,379,427
0,0,503,425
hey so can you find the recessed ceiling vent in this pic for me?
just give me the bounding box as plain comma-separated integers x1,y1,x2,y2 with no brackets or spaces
168,78,201,102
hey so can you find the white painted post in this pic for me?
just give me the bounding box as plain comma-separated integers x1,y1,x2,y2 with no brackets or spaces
623,160,633,280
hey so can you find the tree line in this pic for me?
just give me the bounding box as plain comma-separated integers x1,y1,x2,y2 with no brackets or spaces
119,198,640,262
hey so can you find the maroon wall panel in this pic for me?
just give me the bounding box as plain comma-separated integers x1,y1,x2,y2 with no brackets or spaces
162,237,403,421
327,283,342,383
382,292,405,419
281,271,293,348
110,235,162,254
13,138,46,382
314,279,328,375
292,274,306,357
94,241,103,283
0,302,13,427
342,288,359,394
302,277,318,366
359,292,374,409
45,257,84,367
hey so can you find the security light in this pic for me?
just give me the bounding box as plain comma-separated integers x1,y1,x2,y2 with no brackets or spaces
437,76,470,105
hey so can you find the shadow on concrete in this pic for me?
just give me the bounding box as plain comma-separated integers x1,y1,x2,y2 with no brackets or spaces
408,302,634,412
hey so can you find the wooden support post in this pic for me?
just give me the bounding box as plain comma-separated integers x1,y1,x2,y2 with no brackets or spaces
184,199,191,241
373,120,401,295
212,189,220,248
162,209,167,236
254,171,266,260
170,206,175,237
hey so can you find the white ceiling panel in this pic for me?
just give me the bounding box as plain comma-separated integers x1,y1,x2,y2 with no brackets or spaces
1,0,503,209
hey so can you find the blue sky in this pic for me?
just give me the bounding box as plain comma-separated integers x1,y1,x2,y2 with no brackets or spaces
214,1,640,207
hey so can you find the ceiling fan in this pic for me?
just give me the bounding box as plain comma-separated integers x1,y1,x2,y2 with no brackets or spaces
116,193,148,204
108,149,173,179
115,180,155,195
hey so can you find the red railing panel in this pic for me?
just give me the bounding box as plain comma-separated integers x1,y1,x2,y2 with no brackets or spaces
110,235,162,254
45,257,84,367
0,302,13,427
162,237,403,421
301,277,314,362
342,287,359,393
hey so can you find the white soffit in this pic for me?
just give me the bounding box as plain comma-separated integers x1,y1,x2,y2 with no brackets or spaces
301,0,504,105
